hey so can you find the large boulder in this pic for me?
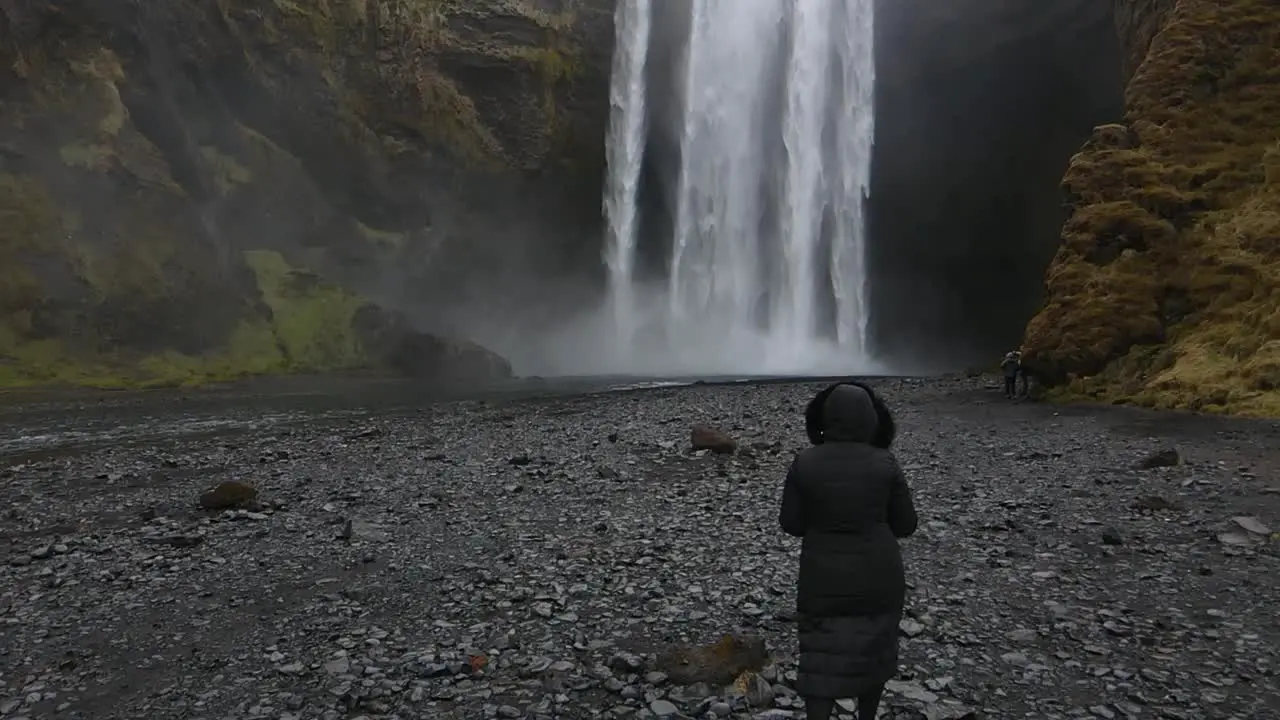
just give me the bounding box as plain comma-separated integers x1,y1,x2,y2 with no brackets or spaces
352,304,512,382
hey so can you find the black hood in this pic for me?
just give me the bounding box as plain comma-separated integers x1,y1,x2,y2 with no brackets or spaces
804,380,897,448
820,383,880,444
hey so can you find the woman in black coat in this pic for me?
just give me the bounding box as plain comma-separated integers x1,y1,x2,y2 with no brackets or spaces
780,381,919,720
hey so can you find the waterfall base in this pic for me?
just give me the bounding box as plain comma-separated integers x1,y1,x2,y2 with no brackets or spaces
518,286,887,377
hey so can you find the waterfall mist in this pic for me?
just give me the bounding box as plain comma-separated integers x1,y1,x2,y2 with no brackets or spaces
582,0,879,376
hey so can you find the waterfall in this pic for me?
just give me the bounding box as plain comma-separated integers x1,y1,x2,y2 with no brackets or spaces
831,0,876,354
668,0,784,354
601,0,876,375
601,0,652,345
776,1,833,361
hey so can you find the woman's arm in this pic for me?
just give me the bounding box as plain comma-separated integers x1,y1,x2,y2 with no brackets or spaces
779,457,806,537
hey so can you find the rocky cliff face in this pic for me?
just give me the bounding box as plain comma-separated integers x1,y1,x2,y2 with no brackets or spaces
1022,0,1280,415
0,0,612,387
1113,0,1177,80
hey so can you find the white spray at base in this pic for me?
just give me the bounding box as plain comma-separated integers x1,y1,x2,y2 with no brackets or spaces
594,0,877,377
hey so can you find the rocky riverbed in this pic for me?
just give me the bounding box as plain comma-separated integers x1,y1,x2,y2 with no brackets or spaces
2,376,1279,720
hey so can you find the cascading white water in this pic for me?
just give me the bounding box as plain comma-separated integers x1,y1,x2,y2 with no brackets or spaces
601,0,877,375
831,0,876,353
668,0,784,356
776,1,833,364
601,0,652,346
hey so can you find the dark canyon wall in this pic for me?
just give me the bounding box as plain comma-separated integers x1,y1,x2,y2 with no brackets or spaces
867,0,1124,369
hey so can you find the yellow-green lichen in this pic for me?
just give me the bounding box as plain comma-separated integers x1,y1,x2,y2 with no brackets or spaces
58,143,114,170
0,247,379,389
516,45,580,87
0,173,62,308
1023,0,1280,416
413,72,504,162
244,249,366,370
69,48,127,136
514,0,575,31
131,320,286,387
0,328,131,389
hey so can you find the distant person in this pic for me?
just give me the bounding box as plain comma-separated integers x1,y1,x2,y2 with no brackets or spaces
1018,356,1032,398
782,381,919,720
1000,350,1022,399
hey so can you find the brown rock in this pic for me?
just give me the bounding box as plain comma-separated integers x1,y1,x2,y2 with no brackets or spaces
199,480,258,510
690,425,737,454
654,634,768,687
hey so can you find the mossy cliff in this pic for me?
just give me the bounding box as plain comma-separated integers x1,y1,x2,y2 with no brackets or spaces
0,0,612,387
1022,0,1280,416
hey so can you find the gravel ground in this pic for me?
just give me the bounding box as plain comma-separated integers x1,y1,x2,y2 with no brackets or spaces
2,376,1279,720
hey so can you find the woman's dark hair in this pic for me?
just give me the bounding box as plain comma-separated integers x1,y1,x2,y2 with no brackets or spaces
804,380,896,449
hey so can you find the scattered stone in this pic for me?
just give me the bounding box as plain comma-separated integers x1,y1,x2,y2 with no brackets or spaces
142,534,205,548
1132,495,1182,511
608,652,646,674
340,519,389,542
886,679,939,703
649,699,679,717
924,702,978,720
1216,532,1255,546
1232,516,1271,535
1136,448,1180,469
999,652,1030,668
1100,526,1124,545
0,376,1275,720
1005,628,1037,643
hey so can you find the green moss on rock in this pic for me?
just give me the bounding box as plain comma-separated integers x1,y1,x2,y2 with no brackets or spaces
244,249,365,371
0,174,61,309
1023,0,1280,416
0,248,370,389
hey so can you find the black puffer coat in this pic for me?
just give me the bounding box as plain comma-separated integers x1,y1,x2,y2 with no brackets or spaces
780,382,918,699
